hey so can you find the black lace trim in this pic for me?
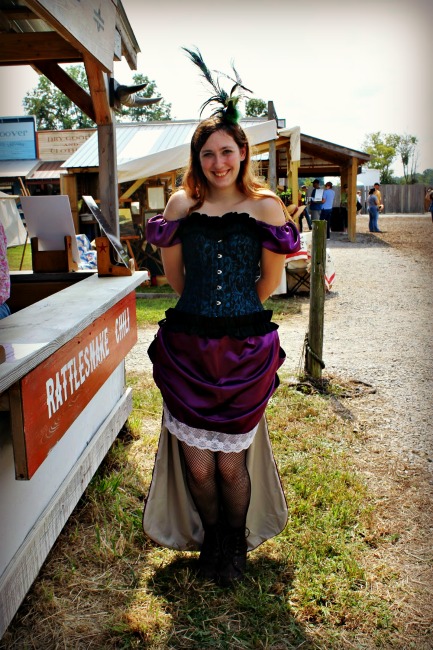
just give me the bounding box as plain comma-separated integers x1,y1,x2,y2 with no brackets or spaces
178,212,260,241
159,308,278,338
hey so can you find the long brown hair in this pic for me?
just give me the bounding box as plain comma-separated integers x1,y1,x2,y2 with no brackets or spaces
182,115,266,213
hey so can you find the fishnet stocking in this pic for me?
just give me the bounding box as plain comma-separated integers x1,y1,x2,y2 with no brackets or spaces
180,442,251,530
217,450,251,528
180,442,219,527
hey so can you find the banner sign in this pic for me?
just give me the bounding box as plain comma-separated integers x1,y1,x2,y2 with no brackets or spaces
0,116,37,161
20,292,137,478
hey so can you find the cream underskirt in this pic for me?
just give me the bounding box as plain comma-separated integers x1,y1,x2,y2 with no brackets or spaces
142,415,288,552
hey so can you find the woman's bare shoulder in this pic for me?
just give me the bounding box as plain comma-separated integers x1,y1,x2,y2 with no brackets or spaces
163,190,195,221
250,192,286,226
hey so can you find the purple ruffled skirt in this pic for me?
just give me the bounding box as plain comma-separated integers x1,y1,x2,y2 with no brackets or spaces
148,326,285,435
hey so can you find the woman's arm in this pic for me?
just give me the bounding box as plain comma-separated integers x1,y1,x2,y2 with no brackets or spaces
158,190,192,295
256,248,286,303
161,245,185,296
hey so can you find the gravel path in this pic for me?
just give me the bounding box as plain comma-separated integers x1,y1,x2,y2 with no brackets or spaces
126,215,433,473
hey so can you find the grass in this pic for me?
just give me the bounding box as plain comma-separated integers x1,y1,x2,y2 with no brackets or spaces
1,298,401,649
6,243,32,271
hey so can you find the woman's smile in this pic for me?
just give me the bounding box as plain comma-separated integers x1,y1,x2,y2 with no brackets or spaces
199,130,246,189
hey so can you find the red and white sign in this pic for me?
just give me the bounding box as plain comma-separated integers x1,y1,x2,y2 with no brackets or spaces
20,293,137,478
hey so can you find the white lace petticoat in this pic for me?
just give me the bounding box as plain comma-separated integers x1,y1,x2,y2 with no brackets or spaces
163,403,258,453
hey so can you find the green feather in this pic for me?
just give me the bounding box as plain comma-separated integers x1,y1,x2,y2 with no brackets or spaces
183,46,253,123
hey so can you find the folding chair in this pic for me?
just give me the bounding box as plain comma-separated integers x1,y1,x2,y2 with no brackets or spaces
286,268,311,296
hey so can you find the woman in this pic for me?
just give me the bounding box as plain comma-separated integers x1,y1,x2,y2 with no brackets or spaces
142,49,300,586
367,187,380,232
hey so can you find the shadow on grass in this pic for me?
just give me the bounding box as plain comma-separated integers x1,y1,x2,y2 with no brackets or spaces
146,553,315,649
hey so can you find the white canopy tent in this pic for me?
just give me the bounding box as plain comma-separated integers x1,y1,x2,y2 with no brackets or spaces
63,120,279,184
0,191,27,247
117,120,278,183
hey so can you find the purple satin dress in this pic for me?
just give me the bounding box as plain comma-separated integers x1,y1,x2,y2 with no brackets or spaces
142,211,301,551
146,211,300,445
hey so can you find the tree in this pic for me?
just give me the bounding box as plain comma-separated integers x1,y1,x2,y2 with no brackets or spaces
362,131,400,183
23,66,94,130
245,98,267,118
362,131,419,184
115,73,171,123
23,65,171,130
396,134,418,183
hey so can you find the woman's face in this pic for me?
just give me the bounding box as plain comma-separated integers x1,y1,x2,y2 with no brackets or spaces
198,130,246,190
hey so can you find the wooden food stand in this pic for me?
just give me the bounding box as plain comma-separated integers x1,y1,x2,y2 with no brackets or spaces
0,271,146,635
0,0,147,637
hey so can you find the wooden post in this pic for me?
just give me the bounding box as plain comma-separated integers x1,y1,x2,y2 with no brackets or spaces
305,219,326,379
268,140,277,191
60,173,79,232
267,101,277,192
289,159,300,207
347,157,358,242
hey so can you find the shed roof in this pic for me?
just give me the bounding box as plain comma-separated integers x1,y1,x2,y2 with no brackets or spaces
62,119,278,183
26,161,65,181
0,159,40,178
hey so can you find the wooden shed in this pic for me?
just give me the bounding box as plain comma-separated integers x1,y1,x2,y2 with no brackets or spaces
254,126,371,242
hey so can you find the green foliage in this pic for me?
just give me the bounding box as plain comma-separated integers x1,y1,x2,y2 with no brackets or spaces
245,98,267,117
116,73,172,123
362,131,400,183
23,65,95,130
396,134,418,183
362,131,419,184
23,65,171,130
415,168,433,186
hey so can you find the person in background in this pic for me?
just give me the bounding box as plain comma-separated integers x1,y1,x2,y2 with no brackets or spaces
142,47,300,587
298,184,312,232
309,178,324,222
0,221,11,319
367,187,381,232
429,190,433,223
373,182,384,213
425,187,433,213
340,183,348,233
356,190,363,215
321,181,335,240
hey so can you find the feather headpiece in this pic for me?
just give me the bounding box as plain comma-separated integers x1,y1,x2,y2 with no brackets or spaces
182,46,252,125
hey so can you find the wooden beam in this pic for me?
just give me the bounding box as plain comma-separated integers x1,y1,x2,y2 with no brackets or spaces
119,178,146,201
97,124,119,236
34,60,95,122
0,7,38,21
289,160,300,208
0,32,81,64
60,174,79,232
347,157,358,242
83,54,111,125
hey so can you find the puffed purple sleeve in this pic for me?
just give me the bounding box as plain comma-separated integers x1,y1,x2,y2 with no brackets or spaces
145,215,182,247
258,220,301,254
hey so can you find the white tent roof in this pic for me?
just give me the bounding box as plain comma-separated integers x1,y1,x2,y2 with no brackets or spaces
62,119,278,184
0,191,27,247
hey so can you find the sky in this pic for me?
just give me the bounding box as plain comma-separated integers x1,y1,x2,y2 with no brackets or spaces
0,0,432,177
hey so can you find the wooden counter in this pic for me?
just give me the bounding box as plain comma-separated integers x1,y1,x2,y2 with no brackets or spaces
0,271,146,638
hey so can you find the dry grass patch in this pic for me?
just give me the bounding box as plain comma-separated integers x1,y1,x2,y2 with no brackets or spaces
2,371,406,649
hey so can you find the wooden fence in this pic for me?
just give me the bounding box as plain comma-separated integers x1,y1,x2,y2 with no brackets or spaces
360,183,427,214
314,184,428,215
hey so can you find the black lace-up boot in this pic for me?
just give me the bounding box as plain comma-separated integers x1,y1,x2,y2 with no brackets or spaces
218,525,248,587
198,523,221,581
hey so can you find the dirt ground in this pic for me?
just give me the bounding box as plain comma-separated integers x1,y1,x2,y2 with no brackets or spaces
127,213,433,646
280,214,433,647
